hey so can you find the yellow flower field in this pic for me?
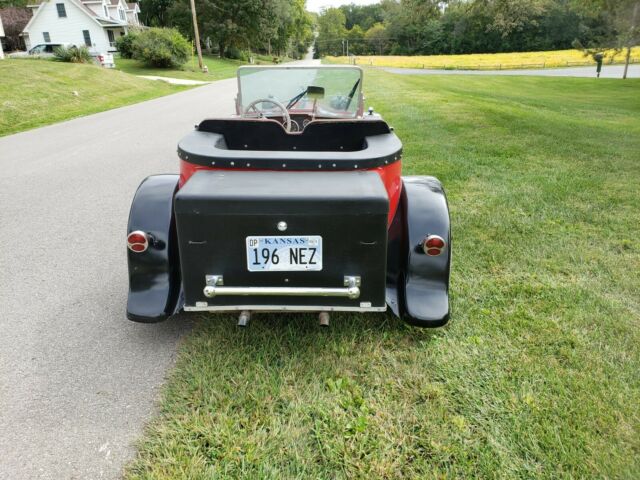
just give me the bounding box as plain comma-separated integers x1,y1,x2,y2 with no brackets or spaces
326,47,640,70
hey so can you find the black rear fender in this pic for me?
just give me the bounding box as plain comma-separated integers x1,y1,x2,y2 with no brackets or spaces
386,176,451,327
126,175,182,322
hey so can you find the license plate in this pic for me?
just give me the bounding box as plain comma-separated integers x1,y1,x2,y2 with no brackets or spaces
246,235,322,272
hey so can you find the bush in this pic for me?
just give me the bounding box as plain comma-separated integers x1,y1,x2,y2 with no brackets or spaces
131,28,190,68
116,31,138,59
225,46,250,61
53,45,92,63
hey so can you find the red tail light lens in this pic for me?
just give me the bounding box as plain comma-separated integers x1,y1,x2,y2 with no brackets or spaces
127,230,149,253
422,235,446,256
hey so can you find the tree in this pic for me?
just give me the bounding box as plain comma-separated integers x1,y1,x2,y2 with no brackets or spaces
316,7,347,56
615,1,640,78
365,23,389,55
573,0,640,78
346,24,365,55
0,7,31,51
138,0,172,27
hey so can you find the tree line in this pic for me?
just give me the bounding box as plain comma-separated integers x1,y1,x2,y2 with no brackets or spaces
0,0,314,59
138,0,314,59
315,0,639,58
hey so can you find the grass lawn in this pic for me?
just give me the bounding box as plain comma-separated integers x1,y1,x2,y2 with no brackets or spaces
0,59,189,136
126,71,640,478
116,54,286,82
326,46,640,70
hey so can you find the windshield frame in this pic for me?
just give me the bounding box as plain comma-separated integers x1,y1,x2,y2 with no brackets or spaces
235,65,365,118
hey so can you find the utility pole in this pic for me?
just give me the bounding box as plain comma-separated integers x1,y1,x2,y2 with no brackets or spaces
341,39,345,56
190,0,204,71
346,39,349,57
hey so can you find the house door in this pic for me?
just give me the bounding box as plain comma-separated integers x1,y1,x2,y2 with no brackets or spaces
107,30,115,47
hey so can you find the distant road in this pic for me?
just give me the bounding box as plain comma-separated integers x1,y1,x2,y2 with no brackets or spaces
384,64,640,79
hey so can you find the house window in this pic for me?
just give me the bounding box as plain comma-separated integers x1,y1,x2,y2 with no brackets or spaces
119,9,125,21
103,5,108,17
43,32,51,42
107,30,115,46
82,30,92,47
56,3,67,17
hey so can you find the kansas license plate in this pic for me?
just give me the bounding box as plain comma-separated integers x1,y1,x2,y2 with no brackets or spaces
246,235,322,272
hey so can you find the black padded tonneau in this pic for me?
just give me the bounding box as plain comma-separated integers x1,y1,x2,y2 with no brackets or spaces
178,118,402,171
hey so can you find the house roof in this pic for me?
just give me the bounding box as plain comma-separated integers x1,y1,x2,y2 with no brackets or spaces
23,0,126,33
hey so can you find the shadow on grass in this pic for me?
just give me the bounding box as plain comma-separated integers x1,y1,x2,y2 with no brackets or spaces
189,310,441,360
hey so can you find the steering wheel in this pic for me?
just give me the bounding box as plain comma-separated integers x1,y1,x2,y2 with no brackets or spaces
243,98,291,133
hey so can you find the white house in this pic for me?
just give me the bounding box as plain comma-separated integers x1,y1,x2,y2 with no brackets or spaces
0,14,5,59
22,0,141,53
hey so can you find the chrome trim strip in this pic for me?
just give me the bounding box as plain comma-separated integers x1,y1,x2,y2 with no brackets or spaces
184,305,387,313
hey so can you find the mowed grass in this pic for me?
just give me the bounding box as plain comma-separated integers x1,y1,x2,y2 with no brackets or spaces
116,55,243,81
126,72,640,478
327,46,640,70
0,59,188,136
116,54,287,81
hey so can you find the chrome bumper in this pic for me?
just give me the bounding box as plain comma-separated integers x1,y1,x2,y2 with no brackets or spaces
202,275,361,300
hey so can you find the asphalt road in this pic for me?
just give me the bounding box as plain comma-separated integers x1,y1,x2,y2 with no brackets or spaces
385,64,640,78
0,78,239,479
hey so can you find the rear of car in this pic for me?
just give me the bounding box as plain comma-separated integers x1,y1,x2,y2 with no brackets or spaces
126,65,451,328
174,171,389,313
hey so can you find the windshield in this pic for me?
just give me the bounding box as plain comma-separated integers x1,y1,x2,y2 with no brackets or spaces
237,66,363,118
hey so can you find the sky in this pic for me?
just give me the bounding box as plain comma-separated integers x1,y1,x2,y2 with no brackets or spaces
306,0,380,13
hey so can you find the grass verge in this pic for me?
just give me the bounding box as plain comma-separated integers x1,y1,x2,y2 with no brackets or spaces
326,47,640,70
116,55,243,81
0,59,189,137
116,54,288,81
126,71,640,479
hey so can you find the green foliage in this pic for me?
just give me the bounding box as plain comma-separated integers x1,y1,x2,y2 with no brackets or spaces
316,7,347,56
53,45,92,63
365,23,389,55
225,46,250,61
115,31,138,59
131,27,190,68
162,0,313,60
0,0,28,7
315,0,631,56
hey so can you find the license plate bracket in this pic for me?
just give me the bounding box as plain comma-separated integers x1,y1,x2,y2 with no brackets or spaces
246,235,323,272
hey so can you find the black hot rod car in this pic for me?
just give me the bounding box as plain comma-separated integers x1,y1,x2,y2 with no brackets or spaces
127,66,450,327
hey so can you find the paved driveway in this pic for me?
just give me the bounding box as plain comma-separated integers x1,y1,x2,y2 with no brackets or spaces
0,79,237,479
385,64,640,78
0,55,320,480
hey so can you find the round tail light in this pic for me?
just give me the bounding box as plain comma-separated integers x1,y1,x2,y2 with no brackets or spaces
127,230,149,253
422,235,446,256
